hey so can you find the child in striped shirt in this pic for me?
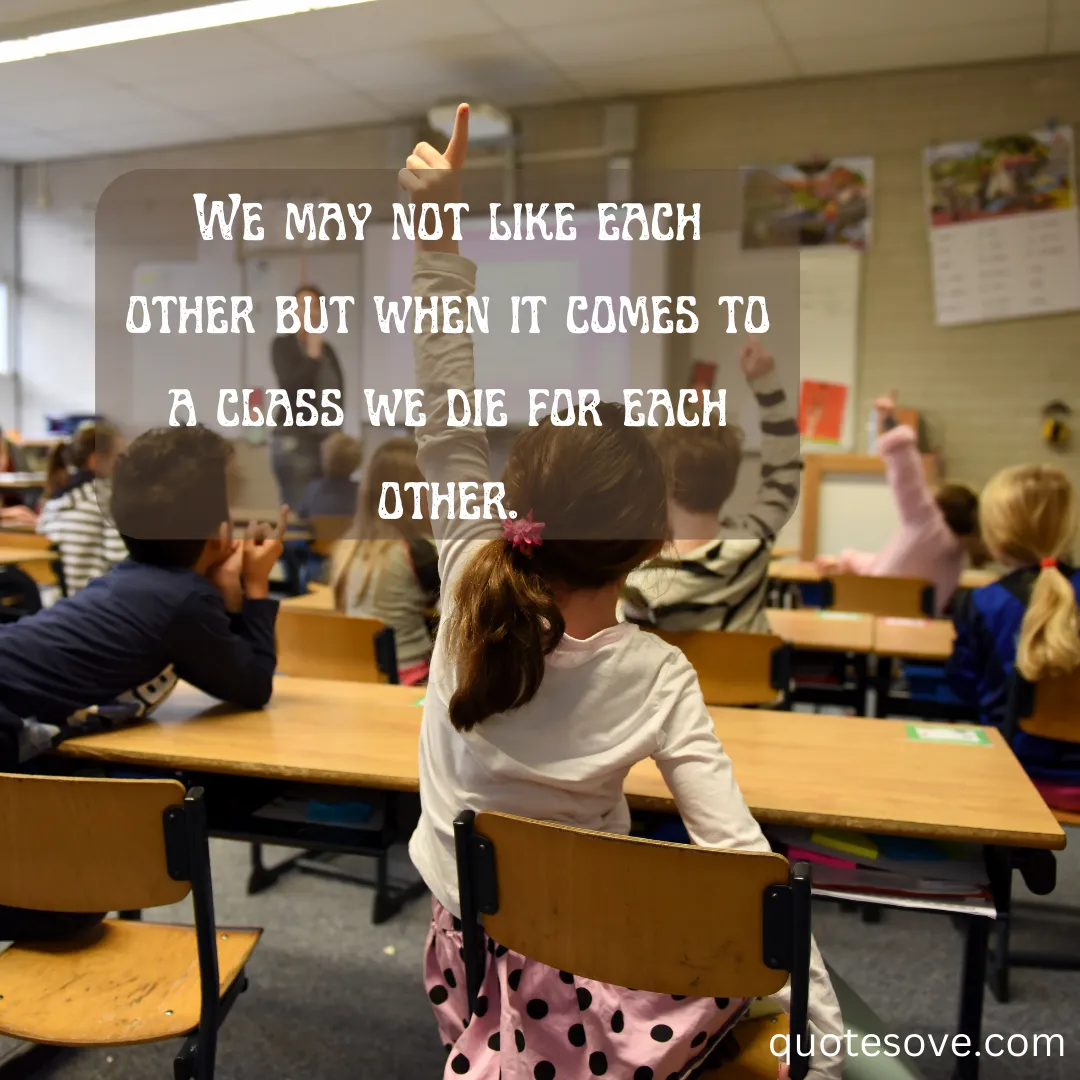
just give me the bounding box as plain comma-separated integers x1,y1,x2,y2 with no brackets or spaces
37,422,128,592
622,346,801,632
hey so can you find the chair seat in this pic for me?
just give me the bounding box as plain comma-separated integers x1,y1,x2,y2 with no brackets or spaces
0,919,260,1046
698,1013,789,1078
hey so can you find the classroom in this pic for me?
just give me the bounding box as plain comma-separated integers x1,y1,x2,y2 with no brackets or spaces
1,2,1080,1080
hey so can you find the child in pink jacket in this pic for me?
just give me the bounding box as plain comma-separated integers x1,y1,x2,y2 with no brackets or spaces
816,393,983,614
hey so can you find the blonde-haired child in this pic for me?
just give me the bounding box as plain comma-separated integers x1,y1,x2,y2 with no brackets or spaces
330,437,438,685
399,104,842,1080
947,464,1080,804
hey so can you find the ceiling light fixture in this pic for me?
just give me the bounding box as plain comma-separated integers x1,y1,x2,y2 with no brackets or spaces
0,0,377,65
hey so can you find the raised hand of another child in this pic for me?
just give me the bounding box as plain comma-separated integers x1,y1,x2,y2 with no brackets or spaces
874,388,898,423
739,339,775,382
397,103,469,253
208,536,244,613
814,554,842,574
242,505,288,600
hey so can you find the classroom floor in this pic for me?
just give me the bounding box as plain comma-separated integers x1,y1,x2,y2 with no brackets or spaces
4,834,1078,1080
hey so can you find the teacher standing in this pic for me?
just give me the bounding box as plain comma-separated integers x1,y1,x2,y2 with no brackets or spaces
269,285,345,509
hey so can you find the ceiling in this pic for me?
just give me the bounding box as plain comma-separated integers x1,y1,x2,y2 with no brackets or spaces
0,0,1078,163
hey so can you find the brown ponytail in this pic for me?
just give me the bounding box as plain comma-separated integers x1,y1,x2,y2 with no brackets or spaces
442,404,669,730
981,465,1080,682
446,541,566,732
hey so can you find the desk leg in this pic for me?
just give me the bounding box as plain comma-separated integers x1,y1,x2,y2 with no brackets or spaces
953,915,989,1080
871,656,892,718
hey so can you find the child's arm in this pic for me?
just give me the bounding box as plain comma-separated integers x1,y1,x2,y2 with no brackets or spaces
721,342,801,541
165,512,286,709
653,659,843,1078
401,105,500,588
872,391,937,527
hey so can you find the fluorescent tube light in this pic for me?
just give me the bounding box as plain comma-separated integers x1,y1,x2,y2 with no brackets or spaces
0,0,376,64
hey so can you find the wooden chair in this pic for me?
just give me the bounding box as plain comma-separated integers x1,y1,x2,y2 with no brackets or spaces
650,628,791,707
821,574,934,619
0,774,260,1079
455,810,812,1080
0,530,64,593
988,668,1080,1001
255,609,412,917
275,608,397,683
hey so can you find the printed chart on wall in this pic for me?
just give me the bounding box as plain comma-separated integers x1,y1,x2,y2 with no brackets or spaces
925,127,1080,326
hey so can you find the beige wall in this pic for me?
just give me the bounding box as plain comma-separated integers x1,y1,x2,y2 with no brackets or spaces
16,54,1080,497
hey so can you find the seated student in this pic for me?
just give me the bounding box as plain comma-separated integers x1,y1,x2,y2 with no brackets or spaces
295,432,363,520
0,423,284,770
0,424,284,942
36,421,129,592
947,464,1080,801
621,341,801,632
816,391,983,615
399,106,841,1080
0,426,36,527
330,437,439,685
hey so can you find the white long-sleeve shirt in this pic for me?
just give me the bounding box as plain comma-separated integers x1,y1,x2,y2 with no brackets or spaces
406,251,842,1078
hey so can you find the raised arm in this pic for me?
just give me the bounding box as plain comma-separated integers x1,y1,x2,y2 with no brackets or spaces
873,391,937,527
722,342,801,540
653,659,843,1078
399,104,499,585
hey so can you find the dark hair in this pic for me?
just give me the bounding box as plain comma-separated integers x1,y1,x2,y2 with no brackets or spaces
935,483,979,538
653,422,745,514
45,420,119,485
110,425,233,568
444,404,668,732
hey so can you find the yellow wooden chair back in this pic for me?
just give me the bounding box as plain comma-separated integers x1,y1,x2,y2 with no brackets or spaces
0,773,190,913
275,607,390,682
826,574,933,618
651,628,787,706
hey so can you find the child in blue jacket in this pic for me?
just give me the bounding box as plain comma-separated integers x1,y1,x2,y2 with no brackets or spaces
947,465,1080,795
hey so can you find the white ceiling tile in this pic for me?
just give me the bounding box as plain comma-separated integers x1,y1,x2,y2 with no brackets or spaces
0,54,120,103
213,93,392,136
1050,12,1080,50
481,0,729,30
0,125,76,162
61,25,297,83
318,33,579,110
791,19,1047,77
144,62,350,111
0,0,111,29
767,0,1046,42
525,4,778,70
250,0,503,59
567,44,796,97
60,114,229,155
12,88,178,133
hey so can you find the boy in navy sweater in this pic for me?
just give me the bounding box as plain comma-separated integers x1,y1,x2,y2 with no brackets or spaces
0,424,285,769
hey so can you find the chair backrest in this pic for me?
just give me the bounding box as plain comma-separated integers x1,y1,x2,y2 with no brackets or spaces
0,566,43,623
275,607,397,682
0,773,191,913
1006,667,1080,745
650,628,789,706
823,574,934,618
308,515,352,558
1,532,59,588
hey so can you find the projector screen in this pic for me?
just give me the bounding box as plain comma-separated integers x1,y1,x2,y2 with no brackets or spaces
361,210,669,425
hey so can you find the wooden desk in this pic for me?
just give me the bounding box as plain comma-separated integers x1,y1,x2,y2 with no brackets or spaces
874,617,955,662
766,608,873,653
57,677,1062,852
56,678,1062,1080
768,562,998,593
280,585,336,612
0,546,56,566
0,472,45,490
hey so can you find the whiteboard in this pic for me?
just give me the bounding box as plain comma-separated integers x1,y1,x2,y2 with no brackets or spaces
691,231,861,449
130,259,243,433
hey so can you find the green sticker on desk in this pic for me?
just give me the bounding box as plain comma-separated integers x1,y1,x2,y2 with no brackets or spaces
414,695,426,707
906,723,990,745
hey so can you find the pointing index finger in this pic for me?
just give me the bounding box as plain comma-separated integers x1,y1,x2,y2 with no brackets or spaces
444,103,469,169
274,505,290,542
